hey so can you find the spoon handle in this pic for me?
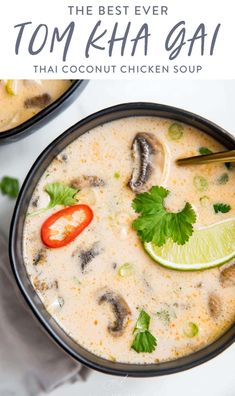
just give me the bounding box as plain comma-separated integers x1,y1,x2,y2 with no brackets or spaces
177,150,235,166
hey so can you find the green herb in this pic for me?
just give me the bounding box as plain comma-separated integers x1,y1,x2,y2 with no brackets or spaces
29,182,79,216
198,148,231,170
0,176,19,199
132,186,196,247
225,162,232,170
193,175,208,192
168,123,184,140
183,322,199,338
131,310,157,353
199,195,210,208
118,263,133,277
217,173,229,185
45,183,78,208
199,147,213,155
156,309,171,326
213,203,231,214
114,172,120,179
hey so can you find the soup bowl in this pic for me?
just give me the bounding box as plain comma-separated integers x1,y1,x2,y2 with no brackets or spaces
9,102,235,377
0,80,87,145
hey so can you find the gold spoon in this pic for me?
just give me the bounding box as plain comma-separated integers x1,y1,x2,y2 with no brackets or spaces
177,150,235,166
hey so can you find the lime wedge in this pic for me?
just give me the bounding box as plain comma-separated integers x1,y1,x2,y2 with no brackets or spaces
144,218,235,271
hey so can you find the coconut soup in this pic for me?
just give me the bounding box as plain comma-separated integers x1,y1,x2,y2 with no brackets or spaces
23,116,235,364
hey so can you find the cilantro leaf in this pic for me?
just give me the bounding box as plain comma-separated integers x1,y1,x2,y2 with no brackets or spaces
45,183,78,208
131,331,157,353
0,176,19,199
199,147,213,155
132,186,196,246
213,203,231,214
133,309,150,332
131,310,157,353
29,182,79,216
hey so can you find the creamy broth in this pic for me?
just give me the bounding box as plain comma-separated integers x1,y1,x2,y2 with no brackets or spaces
23,117,235,364
0,80,72,132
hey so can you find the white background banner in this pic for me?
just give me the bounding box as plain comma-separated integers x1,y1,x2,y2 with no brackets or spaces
0,0,234,79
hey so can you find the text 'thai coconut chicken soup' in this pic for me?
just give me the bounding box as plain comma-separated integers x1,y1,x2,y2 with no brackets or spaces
23,117,235,364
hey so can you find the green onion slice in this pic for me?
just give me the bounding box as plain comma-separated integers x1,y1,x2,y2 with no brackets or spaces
168,123,184,140
193,176,208,192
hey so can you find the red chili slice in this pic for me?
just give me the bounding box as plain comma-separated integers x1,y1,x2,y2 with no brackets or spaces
41,204,94,248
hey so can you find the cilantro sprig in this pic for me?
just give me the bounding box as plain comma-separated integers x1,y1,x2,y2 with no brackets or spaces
45,183,78,208
131,310,157,353
132,186,196,247
29,182,79,216
0,176,19,199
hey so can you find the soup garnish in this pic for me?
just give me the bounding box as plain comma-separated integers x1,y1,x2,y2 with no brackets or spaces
28,182,79,217
145,217,235,270
132,185,196,246
41,204,93,248
183,322,199,338
168,123,184,141
199,147,213,155
213,203,231,214
131,310,157,353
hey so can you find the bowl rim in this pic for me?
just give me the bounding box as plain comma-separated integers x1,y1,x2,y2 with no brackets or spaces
0,80,85,143
9,102,235,377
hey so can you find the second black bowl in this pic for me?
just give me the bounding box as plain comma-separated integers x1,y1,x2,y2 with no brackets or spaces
0,80,88,144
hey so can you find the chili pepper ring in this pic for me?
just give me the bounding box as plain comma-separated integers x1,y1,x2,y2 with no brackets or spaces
41,204,94,248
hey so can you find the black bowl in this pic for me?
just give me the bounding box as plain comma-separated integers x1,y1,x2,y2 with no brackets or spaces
0,80,88,144
9,102,235,377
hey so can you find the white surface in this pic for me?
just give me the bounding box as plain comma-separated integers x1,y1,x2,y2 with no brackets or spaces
0,80,234,396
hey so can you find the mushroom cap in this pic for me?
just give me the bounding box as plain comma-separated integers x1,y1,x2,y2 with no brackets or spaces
97,289,131,337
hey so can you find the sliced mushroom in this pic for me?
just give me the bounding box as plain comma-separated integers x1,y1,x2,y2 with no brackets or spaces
70,175,105,189
128,133,166,192
220,264,235,287
78,243,100,272
24,93,51,109
98,289,131,336
208,293,221,318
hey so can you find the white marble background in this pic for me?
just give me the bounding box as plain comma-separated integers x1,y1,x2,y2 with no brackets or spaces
0,80,234,396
